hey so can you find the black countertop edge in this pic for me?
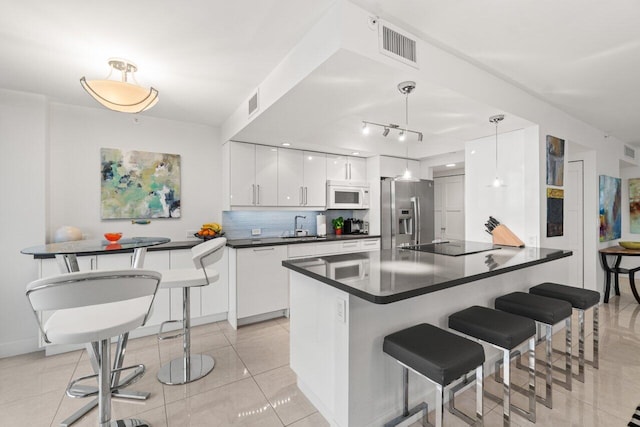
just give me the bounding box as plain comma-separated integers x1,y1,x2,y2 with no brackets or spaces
30,235,381,259
226,234,380,249
30,240,203,259
281,250,573,304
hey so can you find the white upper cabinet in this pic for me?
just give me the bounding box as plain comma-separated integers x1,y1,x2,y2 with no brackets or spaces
229,142,277,207
303,151,326,207
278,148,304,206
255,145,278,206
326,155,367,181
278,149,327,207
227,141,357,208
229,142,256,206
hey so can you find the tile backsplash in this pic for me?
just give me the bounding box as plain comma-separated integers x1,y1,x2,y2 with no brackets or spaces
222,210,355,239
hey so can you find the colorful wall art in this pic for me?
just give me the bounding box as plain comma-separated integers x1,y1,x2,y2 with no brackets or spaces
546,135,565,186
546,188,564,237
101,148,181,219
599,175,621,242
629,178,640,233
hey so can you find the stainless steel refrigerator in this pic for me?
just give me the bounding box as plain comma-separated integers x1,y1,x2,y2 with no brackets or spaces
381,177,434,249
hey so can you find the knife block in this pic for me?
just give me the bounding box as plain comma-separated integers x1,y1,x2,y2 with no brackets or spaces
492,224,525,247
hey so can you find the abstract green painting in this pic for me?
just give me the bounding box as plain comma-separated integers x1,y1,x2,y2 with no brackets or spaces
101,148,181,219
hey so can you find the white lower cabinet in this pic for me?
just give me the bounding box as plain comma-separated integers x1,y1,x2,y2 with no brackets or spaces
232,245,289,322
287,238,380,258
227,238,381,329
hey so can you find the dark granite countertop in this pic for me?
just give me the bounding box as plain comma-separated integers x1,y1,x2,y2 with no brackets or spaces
282,243,572,304
226,234,379,249
28,235,380,258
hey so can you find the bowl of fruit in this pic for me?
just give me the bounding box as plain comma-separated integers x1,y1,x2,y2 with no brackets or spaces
195,223,224,240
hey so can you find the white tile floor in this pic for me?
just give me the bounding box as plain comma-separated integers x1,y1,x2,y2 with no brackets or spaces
1,287,639,427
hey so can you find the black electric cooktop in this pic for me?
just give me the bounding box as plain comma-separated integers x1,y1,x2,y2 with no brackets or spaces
403,241,500,257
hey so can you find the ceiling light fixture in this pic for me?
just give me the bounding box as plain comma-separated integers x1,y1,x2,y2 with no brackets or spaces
361,82,423,142
281,142,291,147
489,114,506,187
446,163,456,168
394,81,420,182
80,58,159,113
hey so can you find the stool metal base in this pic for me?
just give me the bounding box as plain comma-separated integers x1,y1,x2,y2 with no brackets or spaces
104,419,150,427
157,354,215,385
384,401,428,427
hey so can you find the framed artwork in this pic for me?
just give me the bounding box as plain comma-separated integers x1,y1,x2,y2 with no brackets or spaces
630,178,640,233
599,175,621,242
546,135,565,186
101,148,181,219
546,188,564,237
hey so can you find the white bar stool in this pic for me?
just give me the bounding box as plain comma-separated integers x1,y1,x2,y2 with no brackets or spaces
26,269,162,427
156,237,226,385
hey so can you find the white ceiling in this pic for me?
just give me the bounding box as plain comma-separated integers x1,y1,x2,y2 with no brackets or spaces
2,0,639,153
351,0,640,144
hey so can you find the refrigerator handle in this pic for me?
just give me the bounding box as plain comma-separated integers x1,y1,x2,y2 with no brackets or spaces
411,196,421,244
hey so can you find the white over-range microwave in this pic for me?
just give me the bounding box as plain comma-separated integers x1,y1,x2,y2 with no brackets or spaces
326,181,370,209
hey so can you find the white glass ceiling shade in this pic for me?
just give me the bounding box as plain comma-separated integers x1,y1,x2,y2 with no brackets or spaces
80,59,159,113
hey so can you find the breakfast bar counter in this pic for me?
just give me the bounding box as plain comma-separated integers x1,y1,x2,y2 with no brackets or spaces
282,243,572,427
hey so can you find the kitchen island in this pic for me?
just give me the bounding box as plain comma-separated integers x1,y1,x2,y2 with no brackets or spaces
282,243,572,427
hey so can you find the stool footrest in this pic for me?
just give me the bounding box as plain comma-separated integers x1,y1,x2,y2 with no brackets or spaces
67,364,145,398
158,320,184,341
383,402,428,427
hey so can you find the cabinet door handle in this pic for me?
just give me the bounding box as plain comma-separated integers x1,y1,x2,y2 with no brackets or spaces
253,247,275,252
349,163,352,180
343,242,358,248
257,184,261,205
90,258,95,270
304,187,308,205
252,184,256,205
363,240,378,246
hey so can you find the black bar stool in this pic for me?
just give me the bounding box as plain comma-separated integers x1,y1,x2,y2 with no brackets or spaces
495,292,572,409
383,323,485,427
529,282,600,382
449,306,536,426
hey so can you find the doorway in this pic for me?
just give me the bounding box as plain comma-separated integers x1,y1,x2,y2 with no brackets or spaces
434,174,465,241
566,160,584,287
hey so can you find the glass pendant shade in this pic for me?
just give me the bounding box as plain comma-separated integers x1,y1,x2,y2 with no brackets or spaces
80,59,159,113
488,114,506,187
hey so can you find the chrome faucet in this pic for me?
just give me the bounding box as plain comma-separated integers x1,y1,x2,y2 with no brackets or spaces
294,215,306,236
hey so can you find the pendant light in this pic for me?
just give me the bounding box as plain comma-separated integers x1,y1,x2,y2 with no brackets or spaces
489,114,506,187
395,81,420,182
80,58,159,113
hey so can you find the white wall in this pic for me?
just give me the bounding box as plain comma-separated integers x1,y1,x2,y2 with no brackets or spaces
0,97,221,357
0,89,47,357
465,128,536,245
48,104,221,243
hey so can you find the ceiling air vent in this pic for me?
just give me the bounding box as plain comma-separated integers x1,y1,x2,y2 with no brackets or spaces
625,145,635,159
248,89,259,118
378,21,418,69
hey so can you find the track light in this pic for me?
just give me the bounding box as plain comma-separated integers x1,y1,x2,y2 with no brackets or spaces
360,81,423,142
